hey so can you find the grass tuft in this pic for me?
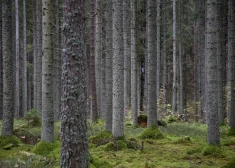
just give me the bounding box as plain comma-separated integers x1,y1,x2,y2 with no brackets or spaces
32,141,60,156
202,145,224,157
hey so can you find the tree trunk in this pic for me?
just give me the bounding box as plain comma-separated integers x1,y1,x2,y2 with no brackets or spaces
41,0,54,142
172,0,177,115
33,0,37,109
123,0,131,116
131,0,138,126
228,0,235,132
95,0,102,118
22,0,27,115
147,0,157,127
60,0,89,167
206,0,220,146
2,0,14,136
15,0,20,118
0,0,2,119
105,0,113,132
90,0,98,123
36,0,42,113
112,0,124,138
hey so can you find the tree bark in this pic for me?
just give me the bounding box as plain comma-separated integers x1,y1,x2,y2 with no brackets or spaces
2,0,14,136
60,0,89,167
112,0,124,138
206,0,220,146
41,0,54,142
0,0,2,119
147,0,157,127
105,0,113,132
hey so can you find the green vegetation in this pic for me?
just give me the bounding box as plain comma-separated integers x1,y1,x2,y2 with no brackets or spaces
0,119,235,167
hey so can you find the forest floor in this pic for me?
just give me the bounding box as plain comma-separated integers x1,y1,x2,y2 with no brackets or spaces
0,118,235,168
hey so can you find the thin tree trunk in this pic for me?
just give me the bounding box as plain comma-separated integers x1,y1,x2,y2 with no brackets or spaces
33,0,37,109
90,0,98,123
131,0,138,126
2,0,14,136
36,0,42,113
15,0,20,118
172,0,177,115
22,0,27,115
147,0,157,127
112,0,124,138
41,0,54,142
105,0,112,132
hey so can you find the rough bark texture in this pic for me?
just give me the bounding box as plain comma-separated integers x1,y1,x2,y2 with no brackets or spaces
131,0,138,127
90,0,98,123
156,0,161,104
105,0,112,132
15,0,20,118
0,0,2,119
36,0,42,113
95,0,102,118
53,0,62,120
1,0,14,136
112,0,124,138
22,0,27,115
60,0,89,167
228,0,235,130
217,0,226,125
206,0,220,146
41,0,54,142
123,0,131,115
33,0,37,108
172,0,177,115
147,0,157,127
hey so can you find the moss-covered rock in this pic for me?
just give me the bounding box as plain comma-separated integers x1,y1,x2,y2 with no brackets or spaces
202,145,223,157
139,126,164,139
32,141,60,156
0,136,21,149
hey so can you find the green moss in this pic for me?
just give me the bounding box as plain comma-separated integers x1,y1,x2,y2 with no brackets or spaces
228,128,235,136
32,141,60,156
139,126,164,139
221,139,235,146
48,146,60,161
117,140,127,150
90,155,112,168
89,131,112,144
104,142,115,151
168,116,177,123
202,145,224,157
222,158,235,168
175,136,191,144
0,136,21,148
186,147,202,155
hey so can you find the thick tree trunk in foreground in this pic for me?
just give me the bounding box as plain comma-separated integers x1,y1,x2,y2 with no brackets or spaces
60,0,89,167
2,0,14,136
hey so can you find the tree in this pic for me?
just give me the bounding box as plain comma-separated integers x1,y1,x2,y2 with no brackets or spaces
105,0,113,132
228,0,235,134
22,0,27,115
90,0,98,123
147,0,157,127
0,0,2,119
112,0,124,138
15,0,20,118
206,0,220,146
172,0,177,115
1,0,14,136
131,0,138,127
36,0,42,112
41,0,54,142
60,0,89,167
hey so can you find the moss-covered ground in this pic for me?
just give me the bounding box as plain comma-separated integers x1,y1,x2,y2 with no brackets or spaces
0,119,235,167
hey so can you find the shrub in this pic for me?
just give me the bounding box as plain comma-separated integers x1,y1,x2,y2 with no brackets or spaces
139,126,164,139
24,109,41,127
32,141,60,156
0,136,21,149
